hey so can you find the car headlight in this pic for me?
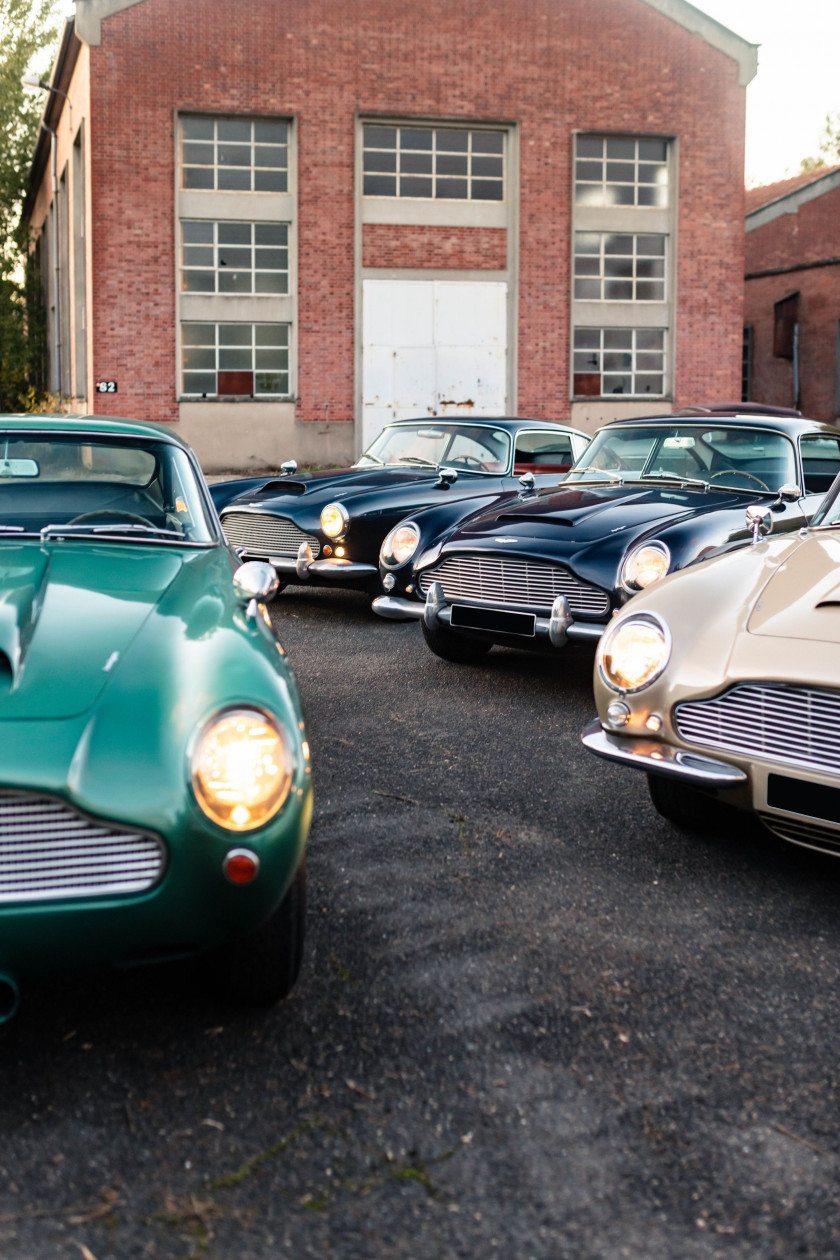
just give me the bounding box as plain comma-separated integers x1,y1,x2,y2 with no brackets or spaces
380,522,420,568
599,614,671,693
191,708,293,831
621,541,671,591
320,502,349,538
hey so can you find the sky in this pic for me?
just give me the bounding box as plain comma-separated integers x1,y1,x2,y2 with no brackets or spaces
695,0,840,187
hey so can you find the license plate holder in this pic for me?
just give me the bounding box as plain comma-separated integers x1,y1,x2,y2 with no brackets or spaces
767,773,840,825
450,604,536,637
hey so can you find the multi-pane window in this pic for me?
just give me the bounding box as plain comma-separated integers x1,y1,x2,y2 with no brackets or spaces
181,117,288,192
573,328,665,397
575,136,669,208
362,125,504,200
574,233,666,302
181,221,289,295
181,323,290,397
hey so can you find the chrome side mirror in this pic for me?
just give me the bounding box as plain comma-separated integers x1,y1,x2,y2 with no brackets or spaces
233,561,280,607
281,459,298,476
746,506,772,544
518,471,535,496
436,467,458,488
777,482,801,502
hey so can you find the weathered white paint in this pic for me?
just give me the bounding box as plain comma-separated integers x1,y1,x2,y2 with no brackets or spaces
361,278,508,449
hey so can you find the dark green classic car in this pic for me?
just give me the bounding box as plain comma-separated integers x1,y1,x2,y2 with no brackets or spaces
0,416,312,1022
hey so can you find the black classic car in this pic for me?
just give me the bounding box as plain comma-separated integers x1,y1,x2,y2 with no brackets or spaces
209,417,589,595
372,407,840,662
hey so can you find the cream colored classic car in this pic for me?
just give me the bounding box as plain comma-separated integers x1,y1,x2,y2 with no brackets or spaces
582,486,840,856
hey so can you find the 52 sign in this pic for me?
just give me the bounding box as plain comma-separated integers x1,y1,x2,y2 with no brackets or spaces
95,381,117,393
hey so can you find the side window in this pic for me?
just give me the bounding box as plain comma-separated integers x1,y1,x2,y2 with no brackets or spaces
514,432,574,472
801,435,840,496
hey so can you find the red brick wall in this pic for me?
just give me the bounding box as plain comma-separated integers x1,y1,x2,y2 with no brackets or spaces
746,181,840,274
86,0,747,426
363,225,507,271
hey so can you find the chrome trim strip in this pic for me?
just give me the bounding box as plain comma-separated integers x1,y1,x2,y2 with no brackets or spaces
581,719,748,784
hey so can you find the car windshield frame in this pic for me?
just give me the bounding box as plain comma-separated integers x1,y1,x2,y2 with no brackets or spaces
808,472,840,528
564,423,799,495
354,423,512,475
0,430,219,546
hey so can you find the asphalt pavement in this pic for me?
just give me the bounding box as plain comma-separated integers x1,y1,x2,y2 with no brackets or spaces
2,584,840,1258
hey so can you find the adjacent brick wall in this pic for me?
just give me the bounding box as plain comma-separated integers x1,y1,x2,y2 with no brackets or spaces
83,0,747,431
363,225,507,271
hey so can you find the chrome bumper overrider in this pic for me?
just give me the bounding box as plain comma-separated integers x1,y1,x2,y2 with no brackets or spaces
581,718,748,785
267,543,377,582
372,582,606,645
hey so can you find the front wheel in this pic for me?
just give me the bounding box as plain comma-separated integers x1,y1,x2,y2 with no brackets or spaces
213,858,306,1005
647,775,740,835
421,620,492,664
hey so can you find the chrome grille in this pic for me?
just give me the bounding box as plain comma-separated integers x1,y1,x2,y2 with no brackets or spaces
759,814,840,856
675,684,840,778
0,792,165,903
419,553,610,617
221,512,320,559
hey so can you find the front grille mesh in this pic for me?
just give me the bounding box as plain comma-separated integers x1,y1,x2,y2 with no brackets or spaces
221,512,321,559
675,684,840,778
0,792,165,903
419,553,610,616
759,814,840,856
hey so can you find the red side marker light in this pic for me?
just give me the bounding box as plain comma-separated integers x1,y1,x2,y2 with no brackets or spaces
223,849,260,885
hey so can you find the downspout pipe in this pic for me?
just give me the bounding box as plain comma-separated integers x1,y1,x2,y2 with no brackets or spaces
41,120,62,404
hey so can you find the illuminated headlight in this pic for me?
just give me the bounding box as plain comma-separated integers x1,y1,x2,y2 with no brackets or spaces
621,541,671,591
191,708,293,831
320,502,349,539
599,614,671,693
380,522,420,568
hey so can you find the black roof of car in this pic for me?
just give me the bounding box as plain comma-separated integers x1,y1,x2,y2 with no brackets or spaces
602,406,840,440
384,415,584,433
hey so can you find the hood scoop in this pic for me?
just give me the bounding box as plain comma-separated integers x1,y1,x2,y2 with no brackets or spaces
252,479,307,496
749,536,840,643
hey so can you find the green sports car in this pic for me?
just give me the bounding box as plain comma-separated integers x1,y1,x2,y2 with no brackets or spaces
0,415,312,1022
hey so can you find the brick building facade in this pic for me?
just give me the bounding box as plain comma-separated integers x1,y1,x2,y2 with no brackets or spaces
24,0,756,470
743,168,840,423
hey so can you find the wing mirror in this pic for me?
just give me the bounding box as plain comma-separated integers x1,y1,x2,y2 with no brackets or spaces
436,467,458,488
746,506,772,544
233,561,280,611
280,460,298,476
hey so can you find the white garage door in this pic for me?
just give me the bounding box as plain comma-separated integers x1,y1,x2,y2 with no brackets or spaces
362,279,508,450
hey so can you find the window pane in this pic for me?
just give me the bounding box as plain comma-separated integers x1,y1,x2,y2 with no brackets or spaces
183,167,214,190
638,139,667,162
255,272,287,294
436,129,469,152
574,329,600,350
255,223,287,246
575,232,601,255
182,117,214,140
401,128,433,150
603,374,632,393
574,351,601,371
255,145,286,167
635,374,663,393
219,324,252,346
255,372,287,393
638,185,667,207
182,324,215,346
183,221,214,244
636,329,664,350
604,281,633,300
219,348,252,370
183,141,213,165
436,178,468,198
635,281,664,301
218,369,254,394
219,143,250,166
255,325,288,347
400,151,432,174
612,184,635,206
576,160,601,182
218,167,251,190
638,235,665,256
182,246,214,267
254,168,287,191
636,258,665,278
574,279,602,300
219,271,251,293
472,179,503,200
183,346,216,369
605,234,633,255
218,119,251,142
604,329,632,349
472,131,504,155
401,176,433,197
575,257,600,276
218,247,251,268
218,222,251,245
606,137,635,159
472,156,503,177
604,352,631,371
606,162,635,183
437,153,468,175
183,371,216,394
365,150,398,172
256,348,289,369
364,173,396,196
636,351,664,370
254,120,288,144
364,126,397,148
576,136,602,158
604,258,633,278
182,270,215,292
255,248,286,270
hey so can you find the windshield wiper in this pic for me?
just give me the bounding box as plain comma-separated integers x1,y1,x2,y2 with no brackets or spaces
398,456,437,467
41,523,185,540
0,525,26,533
567,465,624,483
637,473,710,490
355,453,383,466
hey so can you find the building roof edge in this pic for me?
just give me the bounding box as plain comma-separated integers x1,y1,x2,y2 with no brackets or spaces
74,0,148,46
746,167,840,232
639,0,758,86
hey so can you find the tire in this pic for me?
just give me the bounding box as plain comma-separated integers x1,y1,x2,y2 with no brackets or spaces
647,774,740,835
214,857,306,1006
421,620,493,664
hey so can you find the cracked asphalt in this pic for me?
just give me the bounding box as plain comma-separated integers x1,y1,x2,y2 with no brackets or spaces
3,584,840,1258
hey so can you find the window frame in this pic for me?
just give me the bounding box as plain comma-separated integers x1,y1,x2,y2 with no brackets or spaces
180,115,289,194
361,122,506,203
180,219,290,297
180,321,292,400
573,231,667,303
572,327,667,399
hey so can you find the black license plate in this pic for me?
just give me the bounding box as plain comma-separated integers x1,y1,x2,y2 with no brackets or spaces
450,605,536,637
767,773,840,825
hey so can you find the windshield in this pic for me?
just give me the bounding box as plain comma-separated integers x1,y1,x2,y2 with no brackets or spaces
0,434,215,543
565,424,798,494
355,423,511,474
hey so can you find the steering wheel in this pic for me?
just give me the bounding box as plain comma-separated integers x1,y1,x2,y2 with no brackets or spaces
708,469,769,491
68,509,155,526
449,455,489,471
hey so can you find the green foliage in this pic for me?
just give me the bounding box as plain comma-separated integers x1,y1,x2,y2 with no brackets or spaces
798,112,840,174
0,0,60,409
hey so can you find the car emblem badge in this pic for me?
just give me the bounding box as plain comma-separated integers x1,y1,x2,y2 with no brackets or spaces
494,537,514,542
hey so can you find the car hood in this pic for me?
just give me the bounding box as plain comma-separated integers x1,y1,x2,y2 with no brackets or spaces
0,542,187,719
447,481,757,545
216,464,487,513
747,532,840,644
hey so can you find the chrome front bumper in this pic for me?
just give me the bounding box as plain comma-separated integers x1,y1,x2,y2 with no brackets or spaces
372,582,606,645
266,543,377,583
581,718,748,786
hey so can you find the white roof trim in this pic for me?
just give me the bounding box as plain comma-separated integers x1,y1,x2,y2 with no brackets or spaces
746,168,840,232
639,0,757,86
76,0,758,82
